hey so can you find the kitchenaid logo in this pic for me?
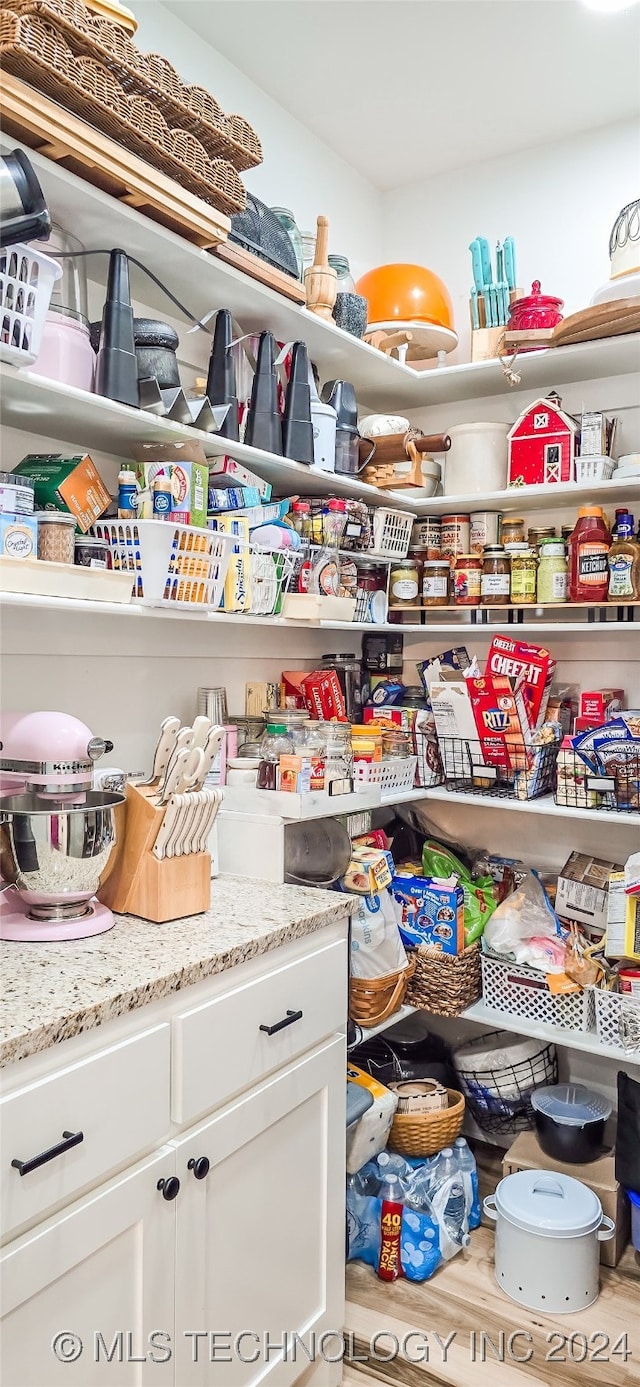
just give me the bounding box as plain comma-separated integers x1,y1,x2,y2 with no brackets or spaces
50,1328,633,1367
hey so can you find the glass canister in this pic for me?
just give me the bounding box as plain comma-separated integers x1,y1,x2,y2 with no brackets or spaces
301,232,316,272
453,554,482,606
510,547,538,604
537,538,568,604
257,722,294,790
299,720,327,790
528,525,556,553
270,207,304,279
328,255,355,294
389,557,420,608
320,653,362,722
481,545,510,606
382,727,412,759
422,558,450,607
325,722,353,792
37,512,77,564
501,516,526,546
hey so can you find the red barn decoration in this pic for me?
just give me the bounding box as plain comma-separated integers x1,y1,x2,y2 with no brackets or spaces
508,395,577,487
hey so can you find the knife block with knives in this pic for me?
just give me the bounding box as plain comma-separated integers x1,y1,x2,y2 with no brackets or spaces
469,234,523,361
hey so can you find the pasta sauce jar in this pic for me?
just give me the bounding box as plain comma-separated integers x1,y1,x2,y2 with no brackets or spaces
453,554,481,605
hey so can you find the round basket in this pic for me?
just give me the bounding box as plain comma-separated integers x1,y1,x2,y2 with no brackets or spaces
388,1087,465,1157
349,959,415,1030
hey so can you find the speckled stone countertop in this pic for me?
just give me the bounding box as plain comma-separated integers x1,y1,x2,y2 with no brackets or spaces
0,878,351,1068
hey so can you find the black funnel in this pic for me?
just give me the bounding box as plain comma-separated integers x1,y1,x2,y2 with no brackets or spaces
282,341,313,464
205,309,239,441
95,250,139,408
244,331,282,455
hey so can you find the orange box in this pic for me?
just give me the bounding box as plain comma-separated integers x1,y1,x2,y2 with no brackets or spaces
14,454,111,533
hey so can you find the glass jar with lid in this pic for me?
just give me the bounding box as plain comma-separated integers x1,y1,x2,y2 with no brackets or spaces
422,558,450,607
537,538,568,603
328,255,355,294
528,525,556,553
257,722,294,790
501,516,526,546
270,207,303,279
298,720,327,790
481,545,510,606
382,728,412,759
510,547,538,604
453,554,482,606
389,557,420,608
325,722,353,793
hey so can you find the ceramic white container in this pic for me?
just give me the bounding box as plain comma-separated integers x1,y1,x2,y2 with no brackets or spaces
443,422,509,495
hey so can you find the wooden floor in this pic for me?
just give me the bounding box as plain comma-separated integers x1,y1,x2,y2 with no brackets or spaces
344,1147,640,1387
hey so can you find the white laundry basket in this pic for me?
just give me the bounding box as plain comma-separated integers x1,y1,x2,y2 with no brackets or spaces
0,243,61,366
93,520,232,608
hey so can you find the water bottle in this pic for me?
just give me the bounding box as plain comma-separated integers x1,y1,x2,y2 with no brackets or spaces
348,1162,380,1197
454,1136,480,1223
378,1151,411,1183
442,1178,467,1244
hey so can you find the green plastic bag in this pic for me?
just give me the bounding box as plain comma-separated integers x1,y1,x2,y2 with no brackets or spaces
421,839,499,945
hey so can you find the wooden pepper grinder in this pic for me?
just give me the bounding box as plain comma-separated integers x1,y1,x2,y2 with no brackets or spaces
304,216,337,320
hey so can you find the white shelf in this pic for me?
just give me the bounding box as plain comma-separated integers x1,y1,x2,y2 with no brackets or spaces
219,784,381,820
4,139,639,411
352,1004,417,1045
0,364,414,511
423,785,639,826
410,475,640,517
460,999,640,1067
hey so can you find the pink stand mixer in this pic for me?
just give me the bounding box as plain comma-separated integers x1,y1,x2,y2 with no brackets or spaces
0,711,125,942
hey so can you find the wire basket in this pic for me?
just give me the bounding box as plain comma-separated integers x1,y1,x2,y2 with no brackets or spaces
0,242,61,365
438,735,559,801
92,520,231,608
594,989,640,1055
388,1088,465,1157
481,952,596,1032
454,1030,558,1136
370,507,415,559
414,715,444,788
353,756,417,795
245,546,297,616
555,748,640,815
574,456,616,483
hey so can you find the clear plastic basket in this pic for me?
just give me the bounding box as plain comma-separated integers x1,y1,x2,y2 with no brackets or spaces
92,520,232,608
369,507,415,559
353,756,417,795
0,243,62,365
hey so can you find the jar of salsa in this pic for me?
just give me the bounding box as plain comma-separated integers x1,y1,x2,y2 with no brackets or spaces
453,554,481,605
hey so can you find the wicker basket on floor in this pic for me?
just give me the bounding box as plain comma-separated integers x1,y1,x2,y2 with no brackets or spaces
349,959,415,1030
406,942,482,1018
388,1088,465,1157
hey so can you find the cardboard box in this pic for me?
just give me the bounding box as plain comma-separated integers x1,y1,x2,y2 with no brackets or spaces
14,454,110,532
467,674,528,771
579,689,625,723
485,637,555,731
605,873,640,960
556,851,624,935
362,633,404,673
208,454,272,500
502,1131,629,1266
391,871,465,954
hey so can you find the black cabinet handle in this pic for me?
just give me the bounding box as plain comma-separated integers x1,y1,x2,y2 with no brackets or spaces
11,1129,83,1177
259,1009,303,1036
157,1176,180,1201
188,1156,210,1180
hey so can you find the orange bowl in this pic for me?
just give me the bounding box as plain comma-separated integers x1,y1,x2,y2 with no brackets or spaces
356,262,455,333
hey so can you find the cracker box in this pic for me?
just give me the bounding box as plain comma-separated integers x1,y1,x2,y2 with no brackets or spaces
391,872,465,955
14,454,110,532
605,873,640,960
579,689,625,724
556,851,624,936
485,636,555,731
467,674,528,771
301,670,346,721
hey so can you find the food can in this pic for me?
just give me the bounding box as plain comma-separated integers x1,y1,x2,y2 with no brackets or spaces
0,471,34,516
470,511,500,554
411,516,441,558
441,514,470,563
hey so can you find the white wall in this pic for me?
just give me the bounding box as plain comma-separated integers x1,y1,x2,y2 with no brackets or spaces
133,0,384,278
382,120,639,364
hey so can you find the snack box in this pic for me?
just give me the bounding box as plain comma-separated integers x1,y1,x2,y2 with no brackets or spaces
208,454,272,500
14,454,110,532
605,873,640,960
208,485,263,514
556,851,624,936
485,636,555,731
579,689,624,723
391,872,465,955
279,753,311,794
0,512,38,558
417,647,471,692
363,704,418,731
467,674,528,771
168,461,208,529
301,670,346,721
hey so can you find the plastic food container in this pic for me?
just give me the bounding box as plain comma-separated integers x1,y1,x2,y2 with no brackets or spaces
531,1084,612,1164
0,472,34,516
484,1170,615,1312
443,423,509,496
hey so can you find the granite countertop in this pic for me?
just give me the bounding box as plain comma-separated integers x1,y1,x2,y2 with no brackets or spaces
0,878,351,1068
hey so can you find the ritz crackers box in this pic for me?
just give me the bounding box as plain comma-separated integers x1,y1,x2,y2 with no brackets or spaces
485,637,555,732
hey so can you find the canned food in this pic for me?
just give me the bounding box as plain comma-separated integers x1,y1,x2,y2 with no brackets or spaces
441,514,471,563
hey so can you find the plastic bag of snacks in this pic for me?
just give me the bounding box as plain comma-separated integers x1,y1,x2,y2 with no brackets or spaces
421,840,500,944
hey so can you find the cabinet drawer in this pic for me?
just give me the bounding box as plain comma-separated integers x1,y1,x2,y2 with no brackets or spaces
1,1025,170,1239
172,936,347,1124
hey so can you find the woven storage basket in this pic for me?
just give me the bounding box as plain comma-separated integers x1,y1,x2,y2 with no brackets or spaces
0,11,246,214
349,959,415,1030
406,942,482,1018
5,0,262,169
388,1088,465,1157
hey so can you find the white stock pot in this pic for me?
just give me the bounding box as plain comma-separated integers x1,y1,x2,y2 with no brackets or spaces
484,1169,615,1313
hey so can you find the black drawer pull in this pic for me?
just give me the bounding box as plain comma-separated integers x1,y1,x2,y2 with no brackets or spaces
11,1129,83,1177
259,1009,303,1036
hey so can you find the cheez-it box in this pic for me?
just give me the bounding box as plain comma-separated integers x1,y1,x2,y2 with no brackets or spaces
485,637,556,731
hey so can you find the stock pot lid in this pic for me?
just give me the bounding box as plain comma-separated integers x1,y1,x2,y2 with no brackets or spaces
495,1169,603,1238
531,1083,612,1127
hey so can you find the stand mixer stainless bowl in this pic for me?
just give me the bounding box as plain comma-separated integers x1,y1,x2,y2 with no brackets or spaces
0,711,125,941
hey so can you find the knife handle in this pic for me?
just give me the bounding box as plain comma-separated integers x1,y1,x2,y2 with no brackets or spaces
469,240,484,292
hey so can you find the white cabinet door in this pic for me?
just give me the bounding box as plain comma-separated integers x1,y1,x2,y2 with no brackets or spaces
1,1147,177,1387
173,1037,346,1387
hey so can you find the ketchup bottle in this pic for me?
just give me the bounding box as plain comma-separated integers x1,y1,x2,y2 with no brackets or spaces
568,506,611,602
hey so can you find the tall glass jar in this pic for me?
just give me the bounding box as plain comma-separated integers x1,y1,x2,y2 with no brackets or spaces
256,722,294,790
324,722,353,793
301,232,316,272
270,207,304,279
328,255,355,294
299,721,327,791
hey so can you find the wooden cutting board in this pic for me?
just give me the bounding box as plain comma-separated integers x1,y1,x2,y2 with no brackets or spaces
213,240,307,304
551,298,640,348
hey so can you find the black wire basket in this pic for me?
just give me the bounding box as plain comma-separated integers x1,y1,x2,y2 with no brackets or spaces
229,193,299,278
438,735,559,801
454,1030,558,1136
555,748,640,815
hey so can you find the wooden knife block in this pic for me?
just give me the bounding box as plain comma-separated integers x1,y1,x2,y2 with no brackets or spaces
99,782,211,923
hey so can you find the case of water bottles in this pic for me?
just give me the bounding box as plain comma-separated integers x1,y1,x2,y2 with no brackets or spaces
346,1138,481,1283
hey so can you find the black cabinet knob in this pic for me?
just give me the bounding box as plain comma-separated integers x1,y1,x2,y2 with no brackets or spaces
157,1175,180,1201
188,1156,210,1180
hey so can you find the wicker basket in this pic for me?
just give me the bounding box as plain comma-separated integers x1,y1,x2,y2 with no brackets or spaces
388,1088,465,1157
406,942,482,1018
0,11,246,214
349,959,415,1030
5,0,262,169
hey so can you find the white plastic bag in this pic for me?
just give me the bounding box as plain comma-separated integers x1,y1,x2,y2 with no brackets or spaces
483,871,560,958
350,889,408,979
